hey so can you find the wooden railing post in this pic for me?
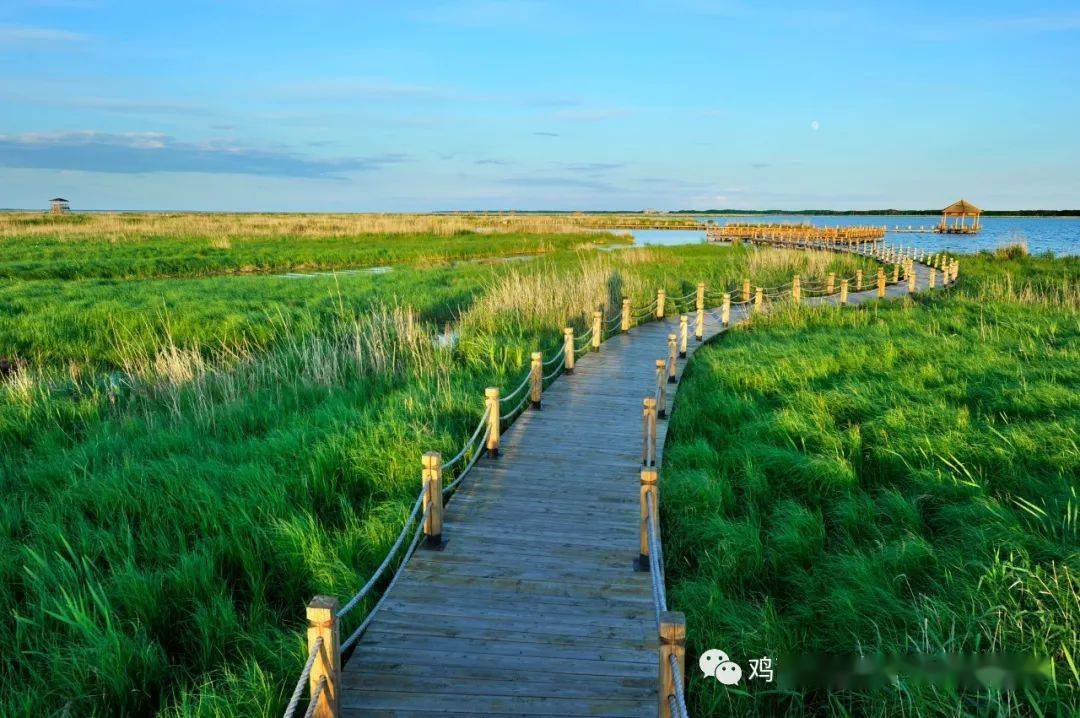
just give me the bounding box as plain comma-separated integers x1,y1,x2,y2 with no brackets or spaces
485,387,500,457
655,360,667,419
636,468,659,571
678,316,688,358
696,282,705,312
642,397,657,466
840,279,849,305
564,327,575,374
530,352,543,409
742,278,751,303
667,334,678,383
877,268,886,298
307,596,340,718
621,298,631,332
826,272,835,295
892,264,900,284
792,274,801,304
656,289,666,319
908,263,916,292
928,268,937,288
422,451,444,548
658,612,686,718
591,310,602,351
722,292,731,326
754,286,763,312
856,269,863,291
695,305,704,342
952,259,960,282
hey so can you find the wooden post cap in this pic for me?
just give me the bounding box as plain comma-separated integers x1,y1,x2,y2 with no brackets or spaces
307,594,339,617
659,609,686,648
485,386,499,398
421,451,440,468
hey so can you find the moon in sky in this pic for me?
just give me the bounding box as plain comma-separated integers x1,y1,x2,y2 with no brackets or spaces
810,120,820,131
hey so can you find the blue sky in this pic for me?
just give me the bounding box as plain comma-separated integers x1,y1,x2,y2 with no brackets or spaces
1,1,1078,211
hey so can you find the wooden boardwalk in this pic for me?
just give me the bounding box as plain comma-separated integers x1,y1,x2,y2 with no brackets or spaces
336,259,935,717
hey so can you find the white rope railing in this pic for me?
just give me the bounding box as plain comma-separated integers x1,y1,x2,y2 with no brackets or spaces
500,391,530,421
339,504,429,652
542,356,565,383
645,492,667,626
440,414,487,470
542,344,567,366
500,370,531,404
442,442,484,497
668,653,690,718
282,637,322,718
302,677,328,718
335,491,424,618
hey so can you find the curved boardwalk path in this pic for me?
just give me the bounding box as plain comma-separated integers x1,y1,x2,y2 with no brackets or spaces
339,259,936,717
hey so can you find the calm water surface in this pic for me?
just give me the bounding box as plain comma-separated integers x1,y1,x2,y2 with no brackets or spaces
633,215,1079,256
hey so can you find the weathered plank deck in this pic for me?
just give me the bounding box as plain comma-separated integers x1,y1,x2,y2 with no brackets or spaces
338,259,933,717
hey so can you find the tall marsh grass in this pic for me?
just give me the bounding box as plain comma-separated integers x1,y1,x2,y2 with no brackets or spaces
0,211,702,241
0,242,878,715
663,252,1080,716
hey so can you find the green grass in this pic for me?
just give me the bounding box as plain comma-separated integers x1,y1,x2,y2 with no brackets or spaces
0,212,627,279
0,265,502,370
662,251,1079,716
0,236,873,716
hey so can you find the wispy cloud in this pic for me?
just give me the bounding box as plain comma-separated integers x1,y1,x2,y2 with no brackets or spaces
560,161,623,173
0,24,89,44
533,131,560,137
277,78,455,102
71,97,214,116
0,131,404,179
553,108,631,122
503,175,617,191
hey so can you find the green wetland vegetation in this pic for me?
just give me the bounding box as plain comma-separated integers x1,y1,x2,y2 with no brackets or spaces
0,220,875,716
663,251,1079,715
0,212,627,280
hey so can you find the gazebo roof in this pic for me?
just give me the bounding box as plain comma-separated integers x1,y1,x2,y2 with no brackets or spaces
942,199,980,215
50,197,69,202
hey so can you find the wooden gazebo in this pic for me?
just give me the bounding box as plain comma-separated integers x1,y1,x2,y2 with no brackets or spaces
938,199,980,234
49,197,70,214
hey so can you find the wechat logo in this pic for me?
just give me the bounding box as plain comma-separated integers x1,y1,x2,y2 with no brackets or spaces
699,649,743,686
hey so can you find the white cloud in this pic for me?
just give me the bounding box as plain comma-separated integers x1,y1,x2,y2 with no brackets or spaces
0,131,405,179
0,24,89,44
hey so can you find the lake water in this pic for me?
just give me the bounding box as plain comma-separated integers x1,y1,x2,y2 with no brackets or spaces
632,215,1080,256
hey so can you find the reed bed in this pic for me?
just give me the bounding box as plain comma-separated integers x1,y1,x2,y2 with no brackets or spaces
662,251,1079,716
0,239,876,715
0,211,699,242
